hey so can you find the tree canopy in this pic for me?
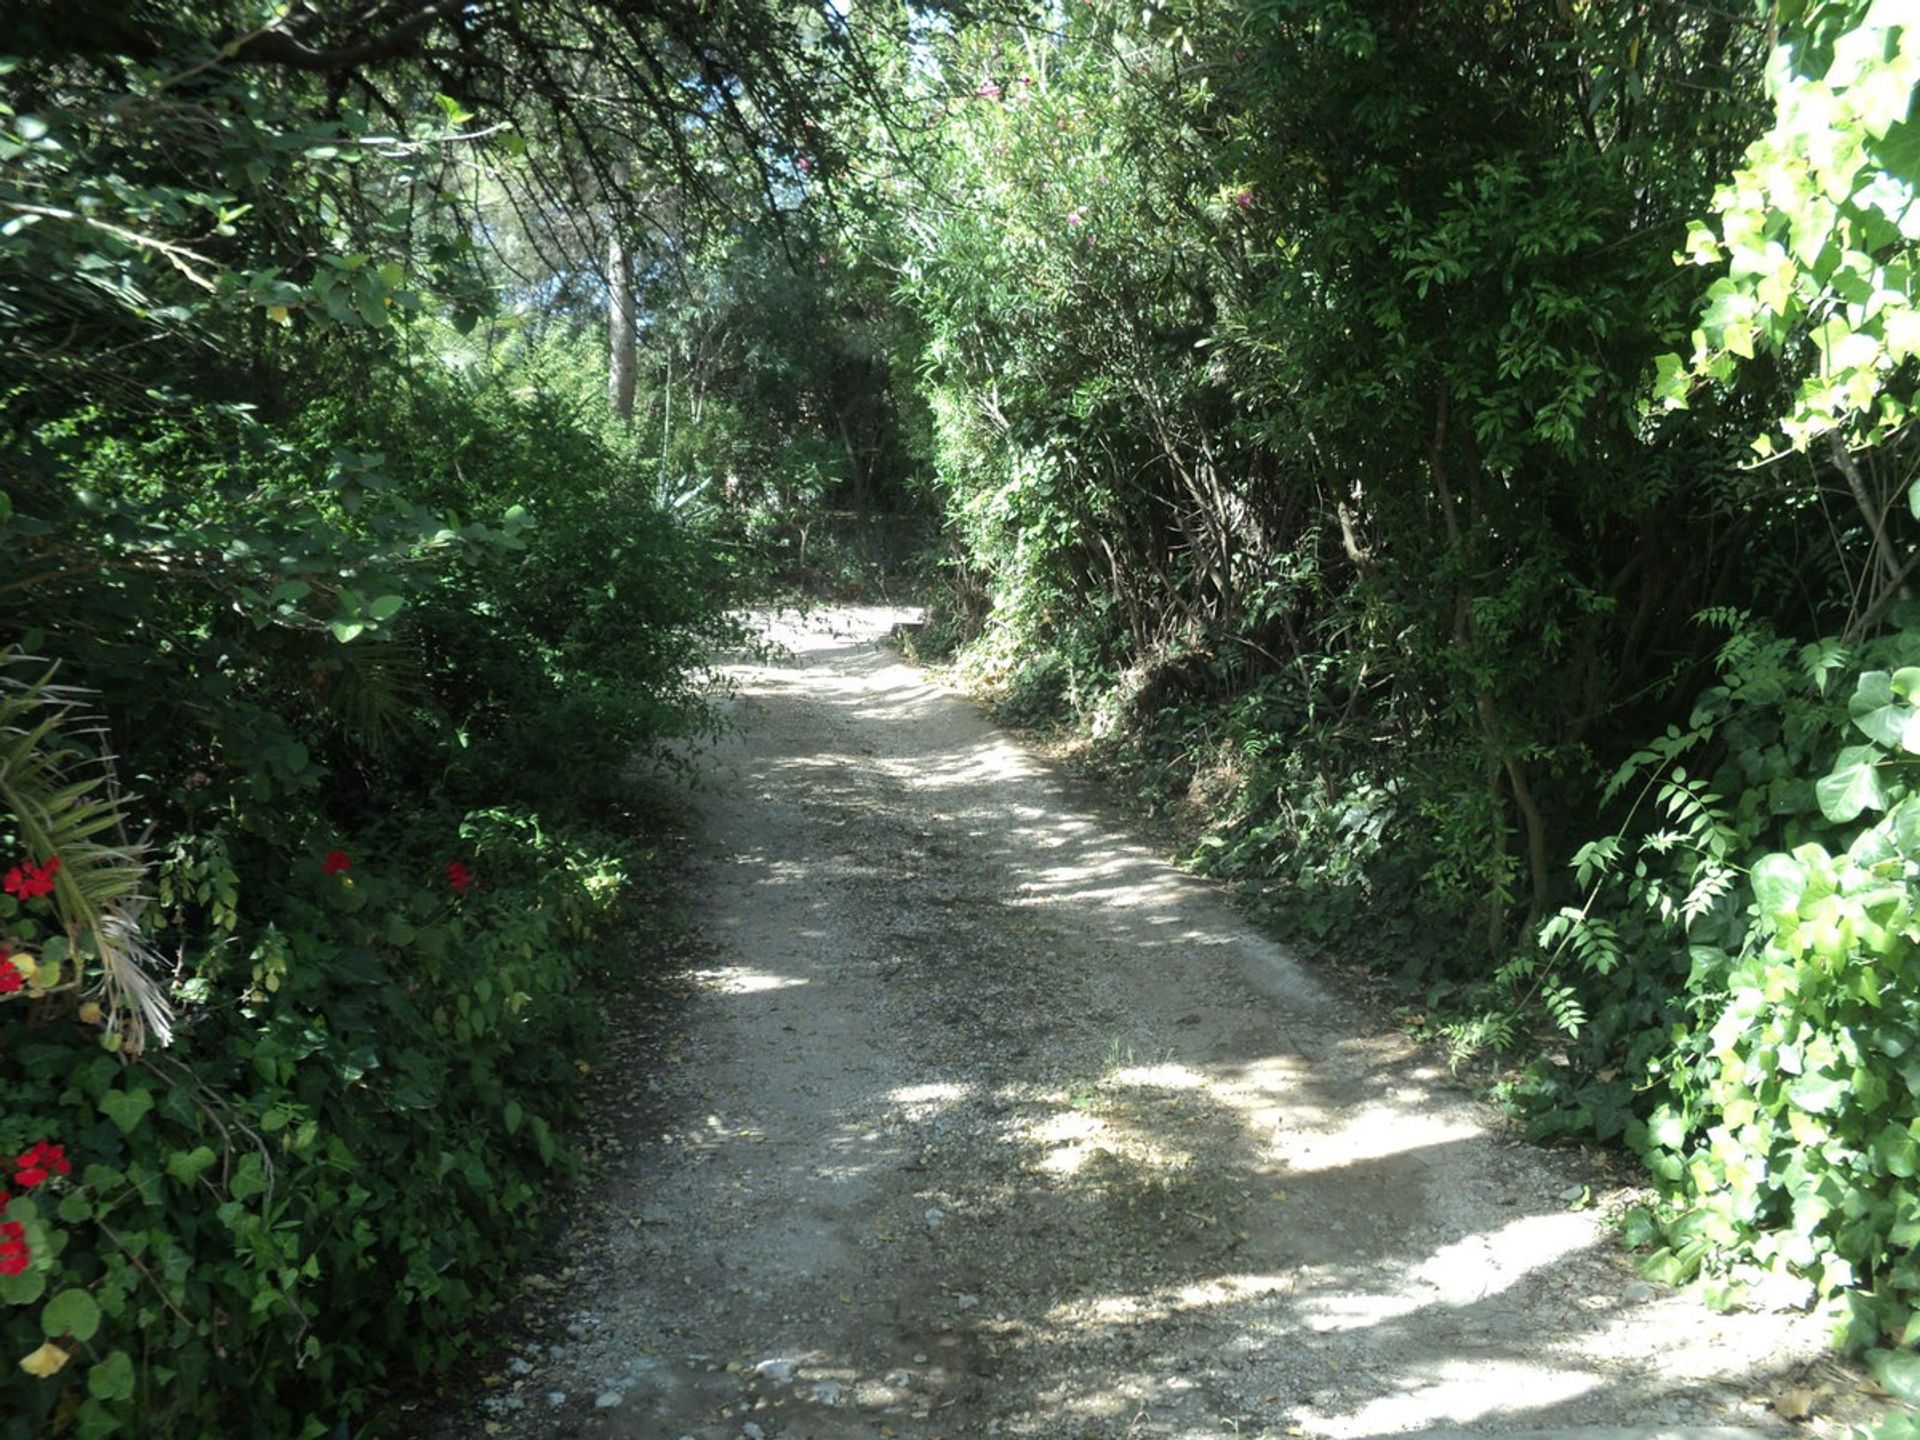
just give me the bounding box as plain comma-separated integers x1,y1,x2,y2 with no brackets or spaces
6,0,1920,1432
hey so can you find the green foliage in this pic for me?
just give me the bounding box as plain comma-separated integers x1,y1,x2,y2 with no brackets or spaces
608,220,937,596
886,0,1796,966
1658,0,1920,449
0,339,717,1430
874,0,1920,1350
1498,613,1920,1345
1623,632,1920,1347
0,10,744,1434
1,814,624,1438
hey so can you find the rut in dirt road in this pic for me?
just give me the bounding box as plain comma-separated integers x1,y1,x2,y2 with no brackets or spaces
427,606,1854,1440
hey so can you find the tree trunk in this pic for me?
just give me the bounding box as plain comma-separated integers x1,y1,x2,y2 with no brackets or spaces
1427,385,1553,947
607,222,637,423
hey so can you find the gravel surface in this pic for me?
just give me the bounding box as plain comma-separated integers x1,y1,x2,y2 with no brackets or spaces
404,605,1875,1440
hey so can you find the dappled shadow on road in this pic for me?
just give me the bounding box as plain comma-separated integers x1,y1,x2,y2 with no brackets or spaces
544,615,1840,1440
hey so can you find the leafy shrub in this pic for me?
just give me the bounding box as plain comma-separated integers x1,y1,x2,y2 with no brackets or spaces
1511,614,1920,1345
991,651,1080,729
0,334,726,1435
0,769,630,1436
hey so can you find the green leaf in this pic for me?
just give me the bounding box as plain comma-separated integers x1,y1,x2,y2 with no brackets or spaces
1751,852,1808,923
98,1088,153,1136
165,1146,217,1187
1869,1348,1920,1402
229,1153,267,1202
366,594,405,622
504,1100,524,1136
329,619,368,644
86,1350,133,1403
1646,1105,1689,1151
1850,670,1909,746
1816,744,1889,823
1874,1121,1920,1179
1789,1072,1848,1114
42,1289,102,1343
0,1267,46,1305
1620,1206,1661,1249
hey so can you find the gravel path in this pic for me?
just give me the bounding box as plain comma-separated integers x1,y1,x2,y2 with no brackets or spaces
417,605,1864,1440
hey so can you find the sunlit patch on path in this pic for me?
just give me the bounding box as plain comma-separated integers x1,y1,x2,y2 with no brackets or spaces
420,606,1854,1440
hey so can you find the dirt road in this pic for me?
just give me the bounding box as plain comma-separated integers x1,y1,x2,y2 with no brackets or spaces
426,606,1853,1440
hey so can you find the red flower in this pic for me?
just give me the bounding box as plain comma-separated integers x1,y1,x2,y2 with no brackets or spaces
796,155,812,175
0,951,20,995
13,1141,70,1190
3,856,60,901
1235,189,1254,210
322,849,351,877
445,860,473,894
0,1220,27,1276
975,79,1003,101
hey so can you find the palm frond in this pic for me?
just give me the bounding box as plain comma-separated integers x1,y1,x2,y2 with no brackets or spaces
323,637,424,753
0,656,171,1052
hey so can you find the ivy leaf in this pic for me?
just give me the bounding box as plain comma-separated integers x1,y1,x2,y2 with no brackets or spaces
1850,671,1909,746
1870,1348,1920,1403
229,1153,267,1202
1872,1121,1920,1179
18,1341,70,1378
41,1289,101,1342
98,1088,153,1136
1644,1106,1690,1151
1751,853,1808,923
1789,1072,1848,1114
87,1349,134,1402
1816,745,1888,823
164,1146,217,1187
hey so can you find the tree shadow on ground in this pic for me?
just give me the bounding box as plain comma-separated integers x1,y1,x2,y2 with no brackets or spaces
464,625,1859,1440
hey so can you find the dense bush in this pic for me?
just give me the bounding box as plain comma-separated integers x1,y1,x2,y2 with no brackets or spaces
0,11,747,1427
869,0,1920,1349
0,332,728,1432
0,806,624,1438
1504,612,1920,1346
